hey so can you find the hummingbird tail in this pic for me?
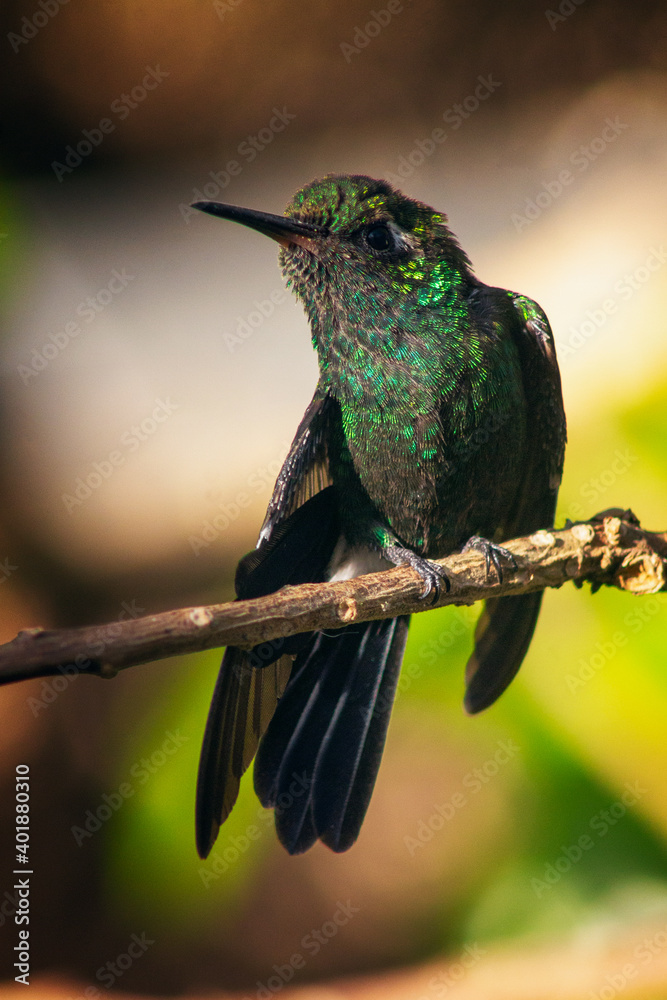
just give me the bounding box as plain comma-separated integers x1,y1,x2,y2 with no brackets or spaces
195,487,340,859
463,592,543,714
195,646,292,859
254,615,410,854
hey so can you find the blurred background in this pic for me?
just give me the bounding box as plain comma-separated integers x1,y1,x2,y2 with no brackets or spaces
1,1,667,997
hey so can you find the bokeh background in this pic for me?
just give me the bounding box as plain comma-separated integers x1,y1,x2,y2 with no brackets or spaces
1,1,667,997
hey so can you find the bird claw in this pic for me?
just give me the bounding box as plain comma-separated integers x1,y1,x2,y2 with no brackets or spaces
462,535,517,583
384,546,450,603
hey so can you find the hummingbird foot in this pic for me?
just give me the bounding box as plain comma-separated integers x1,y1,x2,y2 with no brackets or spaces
384,545,450,602
462,536,517,583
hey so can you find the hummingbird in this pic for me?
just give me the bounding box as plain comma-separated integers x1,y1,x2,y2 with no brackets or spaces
193,174,566,858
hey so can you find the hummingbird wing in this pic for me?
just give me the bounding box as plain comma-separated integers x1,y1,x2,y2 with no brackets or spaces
257,385,334,545
464,292,566,713
505,294,567,530
196,391,340,858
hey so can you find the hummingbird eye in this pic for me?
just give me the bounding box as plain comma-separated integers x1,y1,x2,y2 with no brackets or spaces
365,224,393,252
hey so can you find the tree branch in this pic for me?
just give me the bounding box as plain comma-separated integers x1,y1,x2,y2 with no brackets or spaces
1,510,664,687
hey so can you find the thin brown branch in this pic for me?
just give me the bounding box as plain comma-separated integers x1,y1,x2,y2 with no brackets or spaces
0,509,664,687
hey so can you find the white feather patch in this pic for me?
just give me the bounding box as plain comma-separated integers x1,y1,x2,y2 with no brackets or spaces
328,536,391,582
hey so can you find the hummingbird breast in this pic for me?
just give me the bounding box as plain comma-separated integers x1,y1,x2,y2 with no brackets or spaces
328,327,528,557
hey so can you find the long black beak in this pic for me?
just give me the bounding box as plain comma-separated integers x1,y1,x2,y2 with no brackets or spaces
192,201,328,250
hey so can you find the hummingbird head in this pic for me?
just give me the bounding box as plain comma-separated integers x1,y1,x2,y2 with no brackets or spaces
279,175,472,306
193,175,474,356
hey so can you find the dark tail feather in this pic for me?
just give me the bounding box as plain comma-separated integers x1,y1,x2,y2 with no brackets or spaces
254,616,410,855
314,616,409,851
195,649,292,858
195,487,340,859
464,592,543,714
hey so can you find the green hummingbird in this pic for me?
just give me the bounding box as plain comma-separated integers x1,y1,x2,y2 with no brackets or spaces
193,174,566,858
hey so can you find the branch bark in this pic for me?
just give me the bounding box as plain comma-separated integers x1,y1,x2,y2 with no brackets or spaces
1,509,664,687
